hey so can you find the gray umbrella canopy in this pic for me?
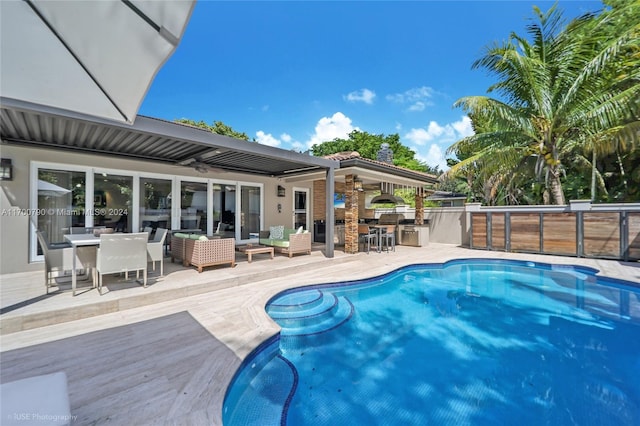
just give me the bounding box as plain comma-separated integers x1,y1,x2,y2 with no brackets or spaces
0,0,195,124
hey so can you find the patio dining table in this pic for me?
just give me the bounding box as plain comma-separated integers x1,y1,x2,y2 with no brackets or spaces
63,233,101,296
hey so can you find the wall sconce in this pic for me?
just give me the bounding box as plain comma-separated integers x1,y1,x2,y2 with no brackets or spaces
277,203,282,213
353,177,363,192
0,158,13,181
277,185,285,197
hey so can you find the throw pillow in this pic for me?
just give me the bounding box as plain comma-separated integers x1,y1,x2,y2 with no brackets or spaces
269,225,284,239
296,226,304,234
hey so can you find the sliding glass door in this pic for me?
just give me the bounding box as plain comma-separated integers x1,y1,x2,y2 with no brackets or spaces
212,183,235,238
140,177,172,232
180,180,208,233
240,185,261,239
31,161,266,261
36,168,85,253
293,187,310,231
94,172,133,232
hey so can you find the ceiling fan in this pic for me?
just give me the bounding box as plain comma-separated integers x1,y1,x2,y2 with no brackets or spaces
177,149,226,174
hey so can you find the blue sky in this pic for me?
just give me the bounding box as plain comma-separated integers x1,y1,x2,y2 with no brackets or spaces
140,0,603,171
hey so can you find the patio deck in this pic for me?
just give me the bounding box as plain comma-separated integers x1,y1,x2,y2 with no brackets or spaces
1,244,639,425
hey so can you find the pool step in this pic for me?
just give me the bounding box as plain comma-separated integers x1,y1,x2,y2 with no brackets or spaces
268,292,339,327
266,289,325,315
269,293,353,337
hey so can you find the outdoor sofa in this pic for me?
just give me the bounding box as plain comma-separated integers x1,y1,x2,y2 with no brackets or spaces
171,233,235,273
259,226,312,258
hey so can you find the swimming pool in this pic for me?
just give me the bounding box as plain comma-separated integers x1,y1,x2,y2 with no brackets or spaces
223,259,640,425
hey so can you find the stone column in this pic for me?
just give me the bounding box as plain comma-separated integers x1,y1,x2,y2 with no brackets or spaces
415,188,424,225
344,174,359,254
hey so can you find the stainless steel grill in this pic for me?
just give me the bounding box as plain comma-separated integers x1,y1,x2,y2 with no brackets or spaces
377,214,429,246
398,224,430,246
377,213,405,225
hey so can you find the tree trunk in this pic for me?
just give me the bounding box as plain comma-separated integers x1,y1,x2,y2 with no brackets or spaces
617,150,628,191
591,151,597,202
549,167,566,205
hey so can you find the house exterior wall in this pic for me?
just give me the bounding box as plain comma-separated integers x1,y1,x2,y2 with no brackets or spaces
0,144,313,274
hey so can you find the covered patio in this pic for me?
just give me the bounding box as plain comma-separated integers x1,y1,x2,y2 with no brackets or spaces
282,150,439,253
0,101,340,276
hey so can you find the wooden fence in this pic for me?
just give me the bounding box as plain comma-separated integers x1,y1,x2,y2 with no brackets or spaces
468,201,640,261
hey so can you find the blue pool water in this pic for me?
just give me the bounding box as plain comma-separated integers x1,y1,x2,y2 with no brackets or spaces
223,259,640,425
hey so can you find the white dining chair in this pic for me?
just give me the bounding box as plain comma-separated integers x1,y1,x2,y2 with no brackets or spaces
95,232,148,294
36,230,96,293
147,228,168,276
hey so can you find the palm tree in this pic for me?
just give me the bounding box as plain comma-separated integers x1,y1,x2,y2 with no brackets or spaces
448,2,639,205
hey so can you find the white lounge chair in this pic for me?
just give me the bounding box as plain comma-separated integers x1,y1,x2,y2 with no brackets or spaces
0,371,71,426
95,232,148,294
147,227,168,276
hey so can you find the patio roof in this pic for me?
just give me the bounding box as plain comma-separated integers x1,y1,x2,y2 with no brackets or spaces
283,151,439,188
0,99,338,177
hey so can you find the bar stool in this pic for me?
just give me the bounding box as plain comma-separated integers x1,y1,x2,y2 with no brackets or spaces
380,225,396,252
358,224,378,254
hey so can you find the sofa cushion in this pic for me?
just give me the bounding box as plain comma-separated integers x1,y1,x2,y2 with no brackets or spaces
296,226,304,234
173,232,188,238
187,234,205,240
283,228,298,239
260,238,290,248
269,225,284,239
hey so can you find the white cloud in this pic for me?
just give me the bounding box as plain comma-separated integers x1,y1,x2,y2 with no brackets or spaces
261,105,269,112
255,130,281,147
412,144,447,172
344,88,376,104
291,140,306,152
386,86,434,104
407,101,426,112
405,121,446,145
280,133,292,143
305,112,359,148
452,115,474,138
403,116,475,171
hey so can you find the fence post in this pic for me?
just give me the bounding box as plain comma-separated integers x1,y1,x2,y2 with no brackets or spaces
539,212,544,253
621,211,629,261
487,212,492,250
505,212,511,252
576,212,584,258
570,200,591,258
465,203,482,249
